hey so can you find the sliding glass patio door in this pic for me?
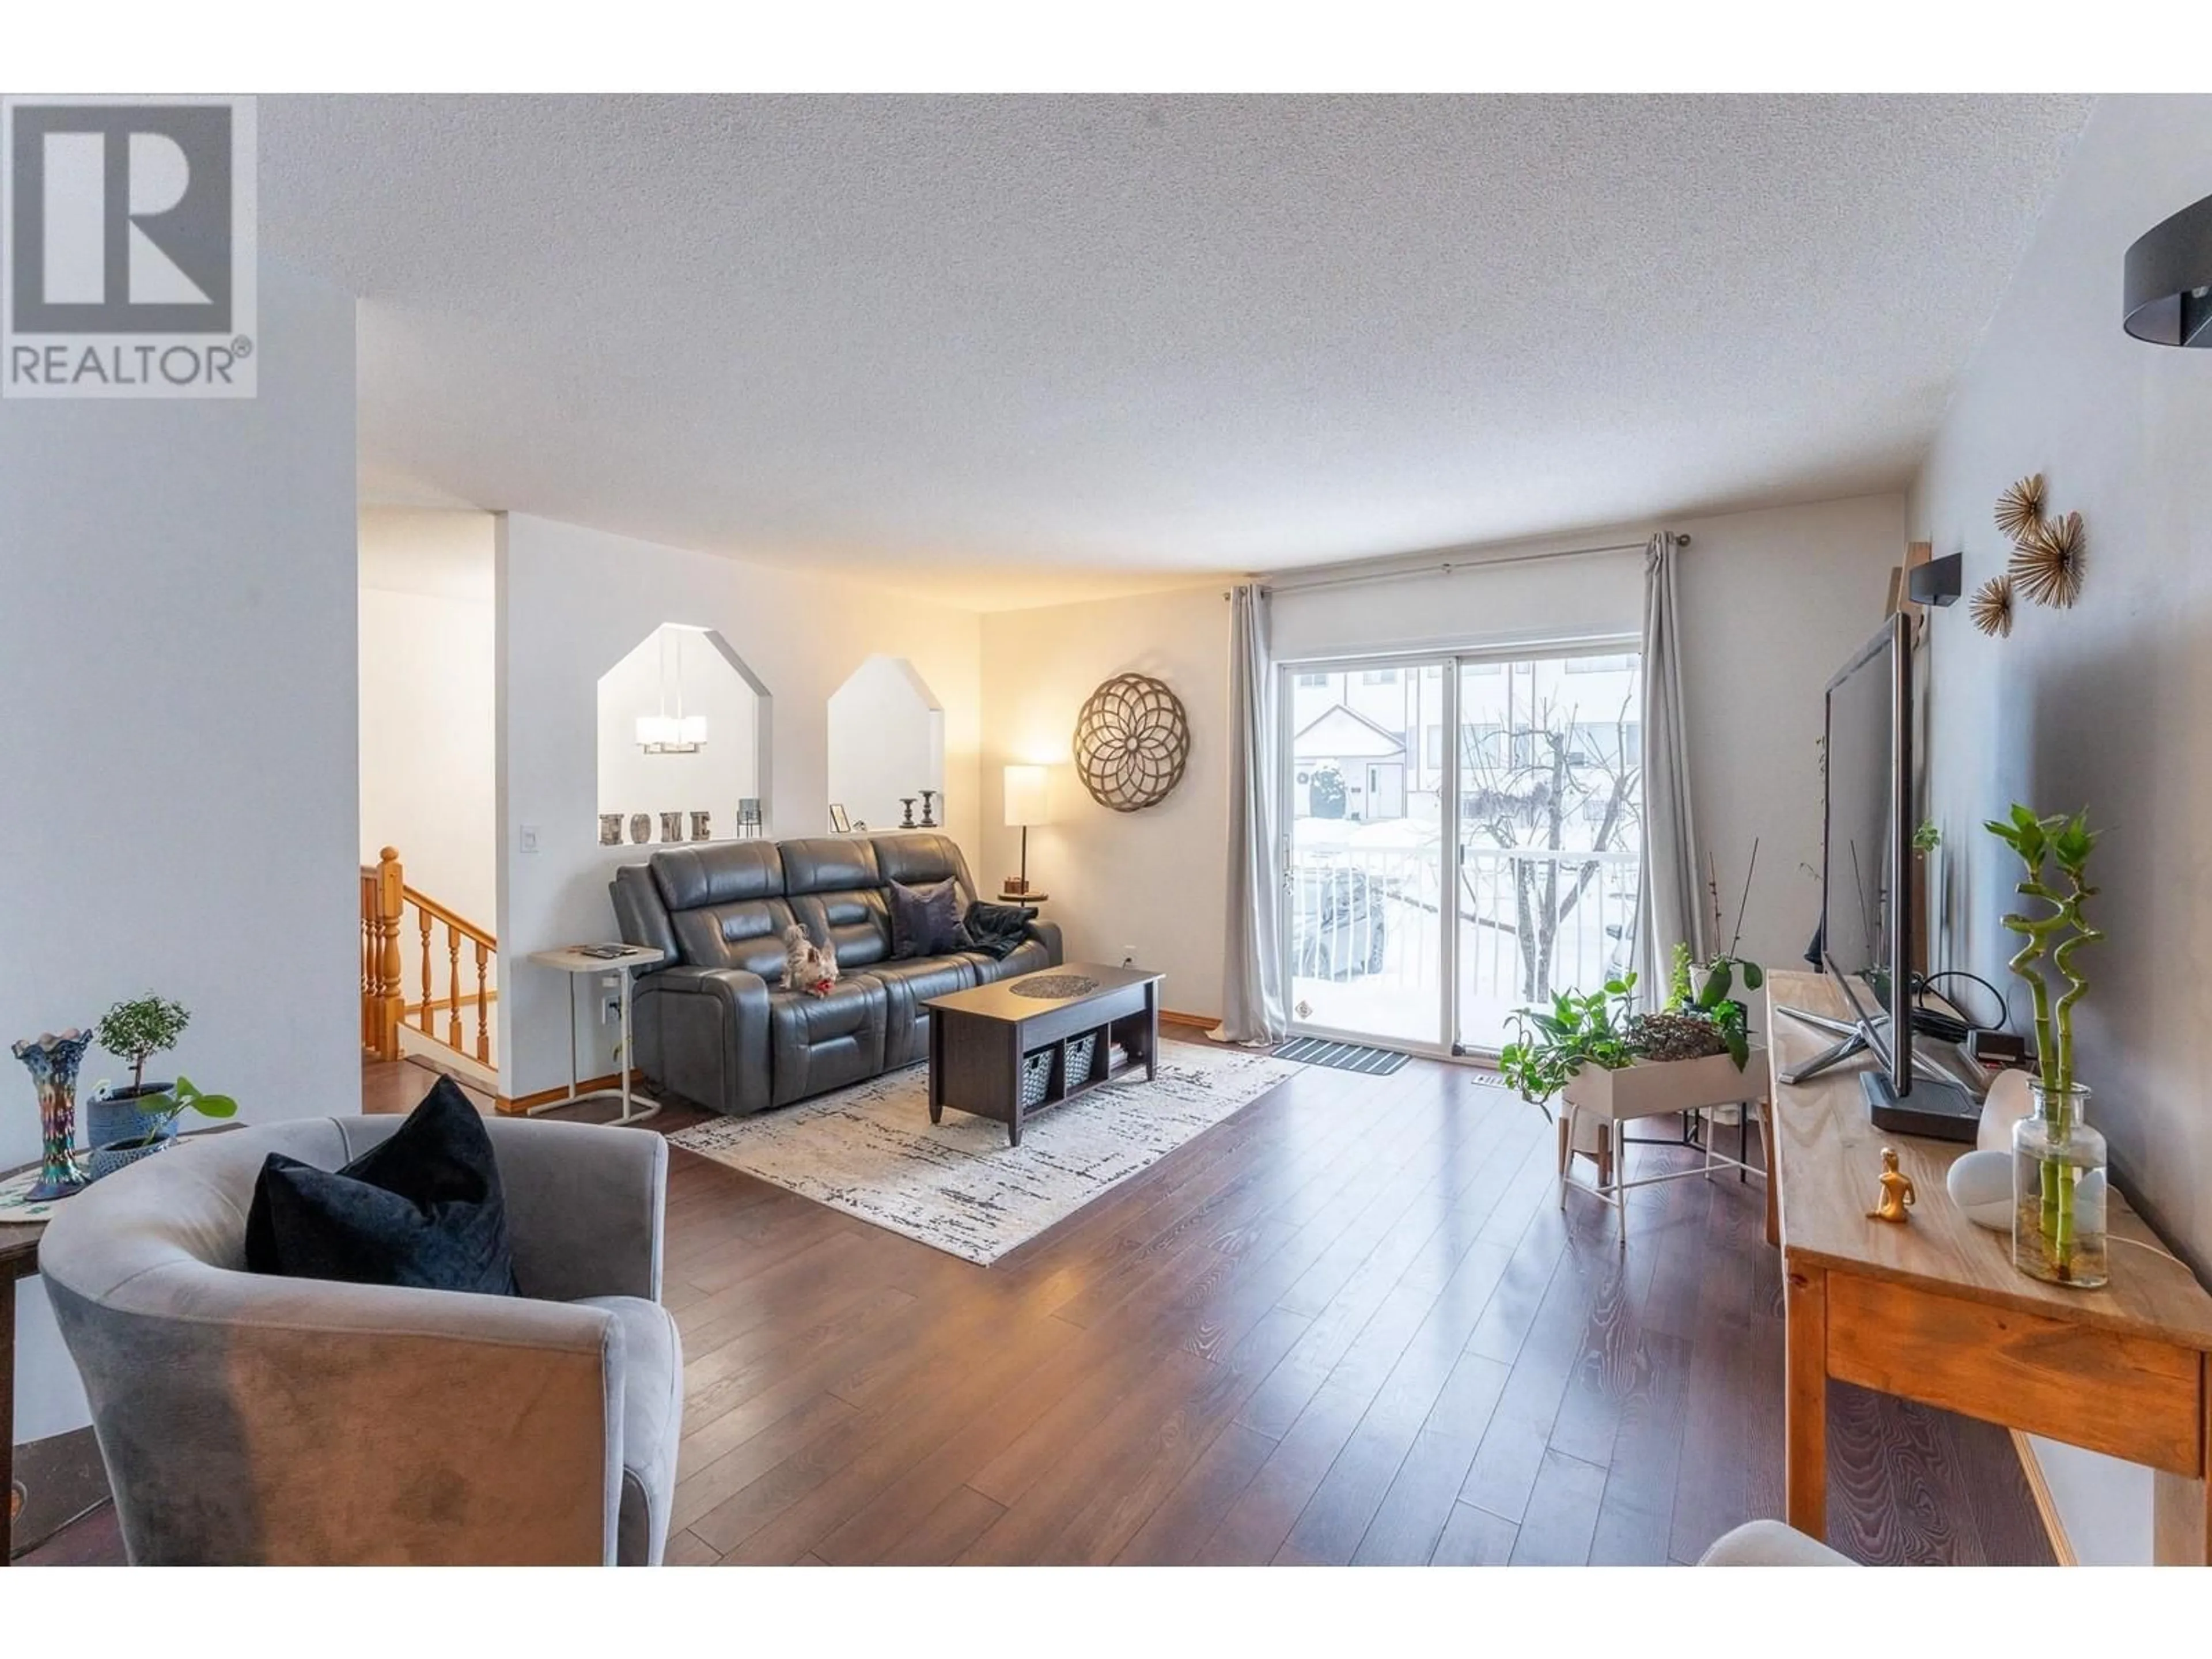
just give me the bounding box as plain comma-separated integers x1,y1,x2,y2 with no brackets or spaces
1279,645,1644,1057
1281,660,1449,1048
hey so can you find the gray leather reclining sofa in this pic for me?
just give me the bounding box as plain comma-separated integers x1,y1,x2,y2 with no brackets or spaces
609,832,1063,1116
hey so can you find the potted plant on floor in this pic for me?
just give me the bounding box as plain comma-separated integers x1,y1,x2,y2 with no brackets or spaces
1688,841,1766,1022
1499,966,1760,1193
84,1075,238,1181
89,994,192,1152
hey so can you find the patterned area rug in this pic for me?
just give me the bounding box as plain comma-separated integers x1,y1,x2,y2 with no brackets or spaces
668,1044,1302,1264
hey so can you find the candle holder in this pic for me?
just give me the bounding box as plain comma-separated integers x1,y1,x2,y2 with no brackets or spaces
918,789,938,828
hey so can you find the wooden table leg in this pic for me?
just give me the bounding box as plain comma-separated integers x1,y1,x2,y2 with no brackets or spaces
2,1274,14,1567
1759,1096,1779,1249
927,1014,944,1125
1785,1262,1828,1541
2151,1357,2212,1565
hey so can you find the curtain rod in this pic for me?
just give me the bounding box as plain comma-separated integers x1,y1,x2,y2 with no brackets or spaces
1234,534,1684,599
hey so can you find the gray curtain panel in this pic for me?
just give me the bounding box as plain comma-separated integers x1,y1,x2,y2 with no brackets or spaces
1641,532,1705,998
1211,584,1287,1045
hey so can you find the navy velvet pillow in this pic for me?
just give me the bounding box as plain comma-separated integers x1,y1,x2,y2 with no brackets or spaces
244,1077,521,1297
963,900,1037,960
888,878,968,959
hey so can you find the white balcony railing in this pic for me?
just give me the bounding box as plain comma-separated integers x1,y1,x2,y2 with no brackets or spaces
1286,844,1642,1049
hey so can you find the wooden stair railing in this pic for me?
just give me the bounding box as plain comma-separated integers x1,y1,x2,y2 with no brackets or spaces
360,846,496,1067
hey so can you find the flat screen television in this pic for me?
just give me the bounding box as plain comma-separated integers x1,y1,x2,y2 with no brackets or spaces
1779,612,1980,1137
1821,613,1913,1097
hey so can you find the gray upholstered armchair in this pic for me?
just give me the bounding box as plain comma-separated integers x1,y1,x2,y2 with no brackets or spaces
39,1115,680,1566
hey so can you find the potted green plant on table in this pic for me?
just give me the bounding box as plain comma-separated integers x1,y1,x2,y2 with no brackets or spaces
89,994,192,1151
84,1075,237,1181
1986,805,2107,1287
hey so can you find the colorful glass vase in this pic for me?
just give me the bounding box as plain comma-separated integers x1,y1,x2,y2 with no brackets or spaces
13,1028,94,1202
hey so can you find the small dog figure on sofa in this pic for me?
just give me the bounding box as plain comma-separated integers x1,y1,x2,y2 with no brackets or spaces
782,925,840,997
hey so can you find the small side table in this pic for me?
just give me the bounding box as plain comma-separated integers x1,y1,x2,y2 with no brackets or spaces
527,945,665,1126
2,1223,40,1567
997,891,1049,907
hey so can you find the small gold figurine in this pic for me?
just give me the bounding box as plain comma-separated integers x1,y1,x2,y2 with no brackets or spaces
1866,1145,1916,1225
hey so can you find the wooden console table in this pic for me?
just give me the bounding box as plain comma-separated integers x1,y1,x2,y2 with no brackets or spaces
1766,971,2212,1563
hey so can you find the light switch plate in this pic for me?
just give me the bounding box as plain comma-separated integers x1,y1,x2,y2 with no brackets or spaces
519,824,540,854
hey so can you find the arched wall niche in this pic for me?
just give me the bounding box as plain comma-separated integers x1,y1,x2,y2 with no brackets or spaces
595,624,772,844
826,654,945,834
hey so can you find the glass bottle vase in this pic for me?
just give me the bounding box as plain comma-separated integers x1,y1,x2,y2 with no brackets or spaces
2011,1082,2107,1289
12,1028,94,1203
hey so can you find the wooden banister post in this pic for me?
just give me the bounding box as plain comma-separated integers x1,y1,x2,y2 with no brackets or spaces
373,847,405,1062
474,938,492,1063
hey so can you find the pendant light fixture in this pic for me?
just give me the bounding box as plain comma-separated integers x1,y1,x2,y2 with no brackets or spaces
635,628,708,754
2124,190,2212,346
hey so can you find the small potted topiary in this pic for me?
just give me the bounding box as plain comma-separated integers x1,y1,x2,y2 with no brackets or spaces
89,994,193,1152
84,1076,237,1181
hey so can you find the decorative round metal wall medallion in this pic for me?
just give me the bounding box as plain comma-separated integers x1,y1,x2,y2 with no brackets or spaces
1073,673,1189,812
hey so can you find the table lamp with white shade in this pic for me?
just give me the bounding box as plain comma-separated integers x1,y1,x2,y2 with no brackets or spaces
1002,764,1050,896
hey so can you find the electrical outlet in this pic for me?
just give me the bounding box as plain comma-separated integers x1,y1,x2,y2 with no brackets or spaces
1120,946,1139,968
600,993,622,1025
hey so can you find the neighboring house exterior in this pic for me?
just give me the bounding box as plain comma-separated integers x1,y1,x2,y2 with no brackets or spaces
1287,656,1641,838
1292,702,1406,820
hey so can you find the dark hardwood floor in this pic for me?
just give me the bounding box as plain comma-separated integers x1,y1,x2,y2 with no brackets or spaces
27,1047,2052,1566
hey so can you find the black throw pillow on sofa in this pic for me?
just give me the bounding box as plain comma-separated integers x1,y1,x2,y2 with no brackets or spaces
888,878,968,959
963,900,1038,960
244,1077,521,1296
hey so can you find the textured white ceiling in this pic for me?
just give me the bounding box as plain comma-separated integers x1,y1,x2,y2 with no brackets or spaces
263,95,2093,610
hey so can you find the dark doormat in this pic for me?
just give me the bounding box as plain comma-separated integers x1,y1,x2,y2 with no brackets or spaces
1274,1036,1412,1075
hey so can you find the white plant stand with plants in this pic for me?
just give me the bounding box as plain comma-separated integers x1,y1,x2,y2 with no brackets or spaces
1500,969,1770,1241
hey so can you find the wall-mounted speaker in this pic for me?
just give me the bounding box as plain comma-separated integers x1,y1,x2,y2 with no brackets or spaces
1908,552,1963,608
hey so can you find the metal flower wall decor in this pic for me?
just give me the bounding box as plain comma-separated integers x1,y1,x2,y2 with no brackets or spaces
1073,673,1190,812
1969,574,2015,638
2013,510,2086,609
1987,472,2088,626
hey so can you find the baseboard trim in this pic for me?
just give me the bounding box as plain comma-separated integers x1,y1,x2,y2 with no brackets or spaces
2010,1430,2078,1566
495,1069,641,1116
1161,1009,1219,1033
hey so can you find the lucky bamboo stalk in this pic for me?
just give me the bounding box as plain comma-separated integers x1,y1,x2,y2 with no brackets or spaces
1986,806,2103,1279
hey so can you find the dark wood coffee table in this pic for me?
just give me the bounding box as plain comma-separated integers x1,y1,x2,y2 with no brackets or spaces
924,963,1163,1146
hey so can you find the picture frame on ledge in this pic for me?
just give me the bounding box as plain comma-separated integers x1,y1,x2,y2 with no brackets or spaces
737,798,763,839
828,803,853,834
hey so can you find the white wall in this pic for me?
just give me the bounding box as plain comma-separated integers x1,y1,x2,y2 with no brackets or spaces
1910,95,2212,1563
828,654,946,834
1671,495,1907,975
497,515,983,1097
979,586,1231,1017
596,624,763,842
1,262,358,1441
360,508,497,939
